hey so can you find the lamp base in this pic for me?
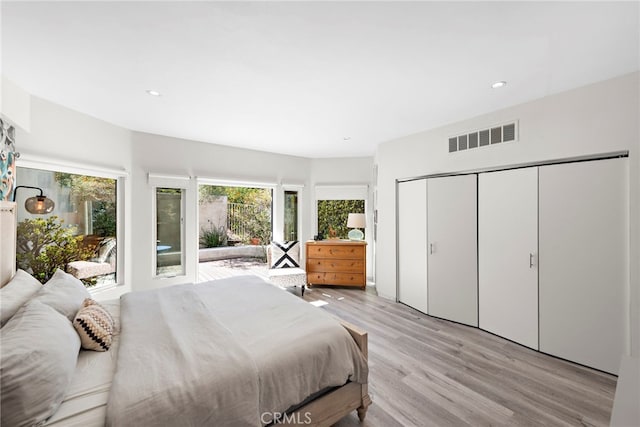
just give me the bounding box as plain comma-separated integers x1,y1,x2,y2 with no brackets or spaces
348,228,364,241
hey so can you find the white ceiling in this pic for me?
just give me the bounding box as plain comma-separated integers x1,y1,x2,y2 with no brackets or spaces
1,1,638,158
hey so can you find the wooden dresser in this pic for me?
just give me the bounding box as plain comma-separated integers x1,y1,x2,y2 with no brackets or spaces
305,240,366,289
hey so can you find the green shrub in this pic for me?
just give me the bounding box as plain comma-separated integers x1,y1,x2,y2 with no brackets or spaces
91,201,116,237
16,216,95,284
317,200,365,239
200,225,228,248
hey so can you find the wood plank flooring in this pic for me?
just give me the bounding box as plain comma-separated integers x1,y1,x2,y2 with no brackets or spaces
298,286,617,427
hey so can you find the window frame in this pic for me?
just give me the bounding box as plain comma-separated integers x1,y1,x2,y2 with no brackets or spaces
148,174,190,279
283,189,299,242
153,187,186,278
16,155,127,291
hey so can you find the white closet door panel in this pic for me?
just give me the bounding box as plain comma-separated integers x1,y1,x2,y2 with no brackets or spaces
397,180,428,313
539,158,628,374
427,175,478,326
479,168,538,349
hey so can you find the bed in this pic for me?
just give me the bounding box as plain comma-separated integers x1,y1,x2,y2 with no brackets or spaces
1,273,370,427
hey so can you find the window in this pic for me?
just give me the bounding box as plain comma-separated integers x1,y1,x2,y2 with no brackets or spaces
15,167,118,287
197,183,273,282
284,190,298,241
155,187,185,277
317,199,365,239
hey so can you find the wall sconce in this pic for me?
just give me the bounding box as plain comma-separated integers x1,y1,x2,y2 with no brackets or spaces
12,185,55,214
347,213,366,241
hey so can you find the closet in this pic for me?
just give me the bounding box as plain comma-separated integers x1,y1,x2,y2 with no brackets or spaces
397,175,478,327
478,168,539,349
397,155,628,374
427,175,477,326
397,179,428,313
538,159,627,374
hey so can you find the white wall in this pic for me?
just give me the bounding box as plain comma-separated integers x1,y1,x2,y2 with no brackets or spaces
375,72,640,356
1,76,31,132
12,96,134,299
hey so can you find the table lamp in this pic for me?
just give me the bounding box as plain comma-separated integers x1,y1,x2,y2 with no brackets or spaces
347,213,366,241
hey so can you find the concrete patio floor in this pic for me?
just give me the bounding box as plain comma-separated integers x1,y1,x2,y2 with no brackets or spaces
198,257,269,283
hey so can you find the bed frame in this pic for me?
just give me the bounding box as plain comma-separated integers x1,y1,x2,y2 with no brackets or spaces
283,320,371,426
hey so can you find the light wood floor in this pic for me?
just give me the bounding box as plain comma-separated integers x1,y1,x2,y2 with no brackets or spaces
301,286,617,427
199,263,617,426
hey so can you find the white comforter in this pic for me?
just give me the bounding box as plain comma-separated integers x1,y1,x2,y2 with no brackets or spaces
106,276,368,427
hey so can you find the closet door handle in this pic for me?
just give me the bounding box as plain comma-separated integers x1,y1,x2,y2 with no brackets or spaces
529,253,534,268
429,243,434,255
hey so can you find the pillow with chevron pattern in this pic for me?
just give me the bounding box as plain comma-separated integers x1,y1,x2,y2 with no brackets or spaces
270,241,300,268
73,298,114,352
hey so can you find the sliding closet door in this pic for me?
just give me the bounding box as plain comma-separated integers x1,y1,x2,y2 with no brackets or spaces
397,179,428,313
539,158,628,374
479,168,538,349
427,175,478,326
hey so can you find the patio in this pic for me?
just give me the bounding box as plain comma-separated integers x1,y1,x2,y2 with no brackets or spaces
198,257,269,283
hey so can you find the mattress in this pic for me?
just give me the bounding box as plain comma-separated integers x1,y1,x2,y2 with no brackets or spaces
43,299,120,427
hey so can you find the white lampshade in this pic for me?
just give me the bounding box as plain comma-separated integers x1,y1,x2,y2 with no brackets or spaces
347,213,366,229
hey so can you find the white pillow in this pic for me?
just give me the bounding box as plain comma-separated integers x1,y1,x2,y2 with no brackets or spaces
0,301,81,426
0,269,42,327
32,269,91,321
270,241,301,268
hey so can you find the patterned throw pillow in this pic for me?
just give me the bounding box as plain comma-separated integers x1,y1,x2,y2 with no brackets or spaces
73,298,114,352
270,241,300,268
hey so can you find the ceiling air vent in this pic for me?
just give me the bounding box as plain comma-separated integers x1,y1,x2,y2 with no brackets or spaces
448,121,518,153
502,123,516,142
468,132,478,149
449,137,458,153
491,127,502,144
479,130,490,147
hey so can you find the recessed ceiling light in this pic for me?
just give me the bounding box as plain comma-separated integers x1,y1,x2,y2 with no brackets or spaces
491,81,507,89
146,89,162,97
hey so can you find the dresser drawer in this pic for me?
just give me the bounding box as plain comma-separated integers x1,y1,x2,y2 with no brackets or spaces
307,259,364,273
307,244,365,260
307,272,365,286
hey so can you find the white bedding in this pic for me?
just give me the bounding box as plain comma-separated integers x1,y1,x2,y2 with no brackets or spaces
43,299,120,427
42,278,368,427
106,276,368,427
